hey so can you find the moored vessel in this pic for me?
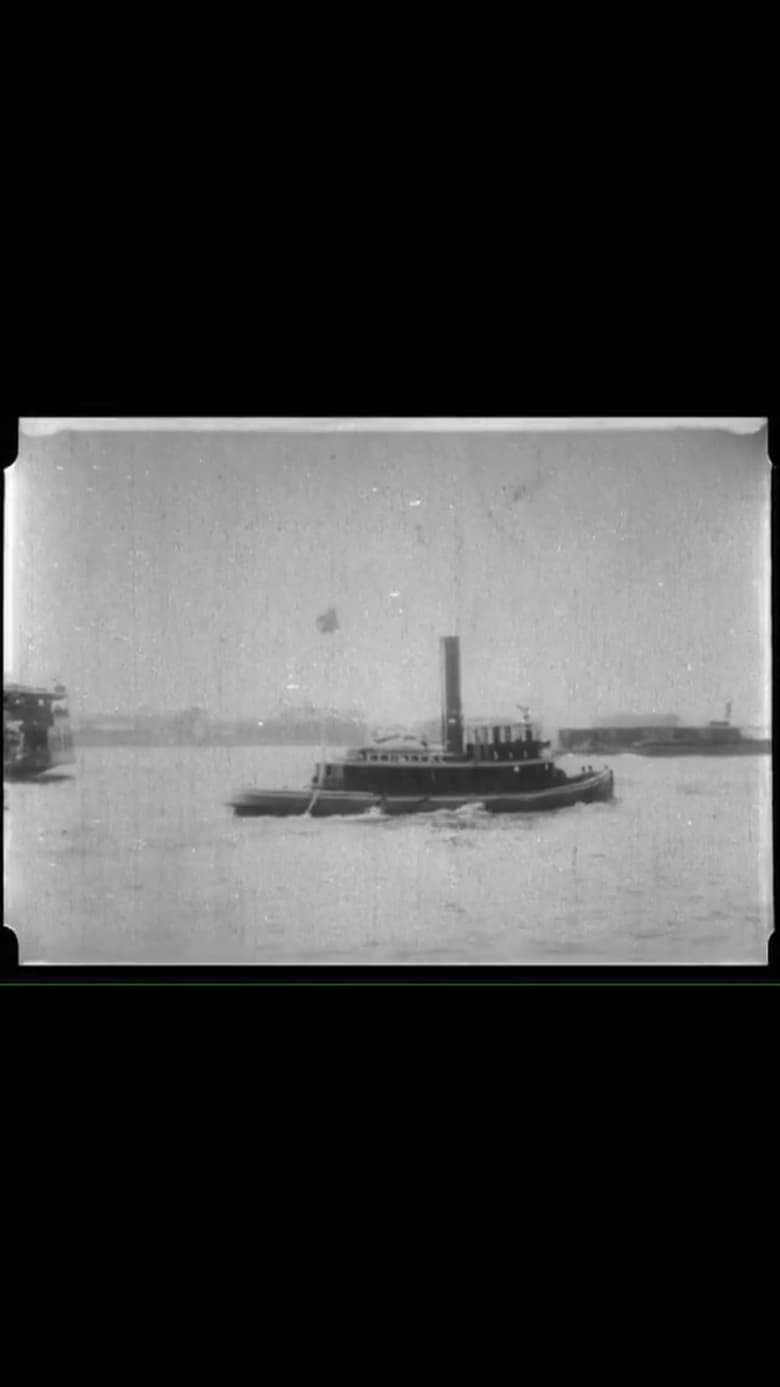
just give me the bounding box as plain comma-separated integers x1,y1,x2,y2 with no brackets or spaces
633,706,770,756
3,683,76,780
230,637,615,817
634,736,770,756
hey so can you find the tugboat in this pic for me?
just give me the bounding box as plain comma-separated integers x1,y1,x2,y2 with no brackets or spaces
229,637,614,817
3,683,76,780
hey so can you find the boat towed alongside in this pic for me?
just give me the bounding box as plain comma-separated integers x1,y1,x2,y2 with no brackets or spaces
229,636,614,817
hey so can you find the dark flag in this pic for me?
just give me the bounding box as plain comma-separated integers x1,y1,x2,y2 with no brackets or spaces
316,608,340,633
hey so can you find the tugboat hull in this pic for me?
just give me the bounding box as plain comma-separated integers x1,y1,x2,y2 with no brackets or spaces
231,789,379,817
230,769,614,818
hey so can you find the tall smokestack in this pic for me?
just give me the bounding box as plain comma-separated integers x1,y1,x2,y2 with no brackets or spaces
440,636,464,755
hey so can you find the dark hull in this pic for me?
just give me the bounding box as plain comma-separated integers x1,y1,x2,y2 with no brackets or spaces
634,741,770,757
4,751,75,780
230,769,614,818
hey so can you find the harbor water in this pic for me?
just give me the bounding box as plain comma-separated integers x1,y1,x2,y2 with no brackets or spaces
4,745,772,964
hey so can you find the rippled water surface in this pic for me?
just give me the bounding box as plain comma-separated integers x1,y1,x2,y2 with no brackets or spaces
4,746,773,964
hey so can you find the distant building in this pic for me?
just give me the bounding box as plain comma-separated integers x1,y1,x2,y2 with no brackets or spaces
73,705,368,746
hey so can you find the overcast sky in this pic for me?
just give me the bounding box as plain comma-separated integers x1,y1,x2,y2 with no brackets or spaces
5,424,771,731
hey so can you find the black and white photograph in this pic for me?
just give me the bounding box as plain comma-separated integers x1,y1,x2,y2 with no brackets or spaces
3,417,772,967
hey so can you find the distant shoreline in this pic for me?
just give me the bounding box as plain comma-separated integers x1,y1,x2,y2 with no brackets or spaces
71,734,366,748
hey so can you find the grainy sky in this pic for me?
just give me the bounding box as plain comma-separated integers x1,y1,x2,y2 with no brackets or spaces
5,424,771,731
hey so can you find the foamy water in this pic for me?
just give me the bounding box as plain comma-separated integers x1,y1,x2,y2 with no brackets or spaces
3,745,773,964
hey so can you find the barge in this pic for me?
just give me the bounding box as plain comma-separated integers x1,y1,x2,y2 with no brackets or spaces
634,705,770,756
